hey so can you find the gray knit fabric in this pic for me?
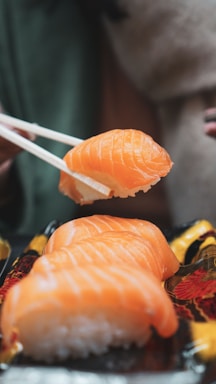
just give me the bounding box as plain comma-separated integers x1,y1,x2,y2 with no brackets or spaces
104,1,216,226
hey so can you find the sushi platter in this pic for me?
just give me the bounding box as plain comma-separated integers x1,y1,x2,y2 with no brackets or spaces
0,127,215,383
0,219,215,384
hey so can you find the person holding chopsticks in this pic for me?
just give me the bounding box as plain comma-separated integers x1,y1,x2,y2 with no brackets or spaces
0,0,216,235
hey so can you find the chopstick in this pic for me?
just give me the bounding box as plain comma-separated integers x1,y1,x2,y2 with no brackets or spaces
0,113,83,147
0,124,111,198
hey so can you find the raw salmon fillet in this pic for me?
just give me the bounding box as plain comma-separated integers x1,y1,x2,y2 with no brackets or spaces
59,129,173,204
33,230,176,281
43,215,178,280
1,264,178,360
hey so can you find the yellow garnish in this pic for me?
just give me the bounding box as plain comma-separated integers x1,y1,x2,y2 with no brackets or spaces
0,237,11,261
24,234,48,255
170,220,214,264
190,321,216,361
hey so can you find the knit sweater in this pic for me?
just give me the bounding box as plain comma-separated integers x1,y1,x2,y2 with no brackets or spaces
101,0,216,226
103,0,216,101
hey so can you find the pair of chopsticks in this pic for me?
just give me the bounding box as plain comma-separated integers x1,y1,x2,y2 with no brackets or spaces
0,113,111,198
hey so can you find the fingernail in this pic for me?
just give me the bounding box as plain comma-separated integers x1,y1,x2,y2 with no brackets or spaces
28,132,36,141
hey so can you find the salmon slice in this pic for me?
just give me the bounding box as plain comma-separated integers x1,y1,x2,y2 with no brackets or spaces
43,215,179,279
59,129,173,204
43,215,178,280
1,264,178,360
33,230,170,281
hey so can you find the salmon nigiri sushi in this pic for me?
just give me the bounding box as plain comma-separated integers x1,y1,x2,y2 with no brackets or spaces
59,129,173,204
43,215,178,280
33,230,177,281
1,264,178,361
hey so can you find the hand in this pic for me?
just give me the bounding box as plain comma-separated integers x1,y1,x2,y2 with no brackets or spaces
0,104,36,204
204,108,216,138
0,127,36,205
0,104,35,165
0,126,35,165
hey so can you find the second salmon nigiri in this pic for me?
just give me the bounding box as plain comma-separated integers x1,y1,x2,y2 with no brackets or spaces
43,215,178,280
33,230,178,281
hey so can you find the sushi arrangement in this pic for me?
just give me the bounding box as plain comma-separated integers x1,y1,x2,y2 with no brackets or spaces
0,120,215,382
5,126,216,380
0,214,179,362
2,219,216,382
0,128,180,365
